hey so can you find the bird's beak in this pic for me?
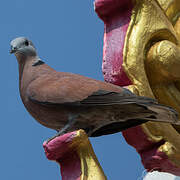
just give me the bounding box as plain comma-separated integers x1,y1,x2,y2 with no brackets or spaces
10,46,17,54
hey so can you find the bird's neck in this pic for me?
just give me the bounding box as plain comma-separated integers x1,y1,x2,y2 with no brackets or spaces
18,56,40,82
18,55,54,94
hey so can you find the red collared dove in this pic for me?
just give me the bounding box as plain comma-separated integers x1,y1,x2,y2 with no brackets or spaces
10,37,180,141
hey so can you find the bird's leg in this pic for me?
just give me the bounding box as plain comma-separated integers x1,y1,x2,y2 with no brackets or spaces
46,114,77,144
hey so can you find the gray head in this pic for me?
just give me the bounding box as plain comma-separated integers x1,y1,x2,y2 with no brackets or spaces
10,37,37,57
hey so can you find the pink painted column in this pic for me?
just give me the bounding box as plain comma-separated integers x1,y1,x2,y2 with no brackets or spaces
95,0,132,86
43,132,81,180
94,0,180,176
43,130,107,180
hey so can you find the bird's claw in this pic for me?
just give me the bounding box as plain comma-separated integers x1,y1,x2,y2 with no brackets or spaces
46,114,77,144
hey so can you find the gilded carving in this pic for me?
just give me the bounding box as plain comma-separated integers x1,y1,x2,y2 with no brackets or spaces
123,0,180,166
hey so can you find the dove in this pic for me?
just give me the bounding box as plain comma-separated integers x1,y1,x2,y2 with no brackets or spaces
10,37,180,140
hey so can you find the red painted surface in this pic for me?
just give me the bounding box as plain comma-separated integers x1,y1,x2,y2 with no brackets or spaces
95,0,180,176
95,0,132,86
123,127,180,176
142,146,180,176
43,132,81,180
95,0,133,22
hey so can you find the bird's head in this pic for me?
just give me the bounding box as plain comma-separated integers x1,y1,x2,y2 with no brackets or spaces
10,37,37,59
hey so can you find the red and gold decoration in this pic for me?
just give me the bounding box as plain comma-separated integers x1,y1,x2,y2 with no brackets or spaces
43,130,107,180
95,0,180,175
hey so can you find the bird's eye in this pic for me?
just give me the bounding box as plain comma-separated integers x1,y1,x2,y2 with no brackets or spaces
25,40,29,46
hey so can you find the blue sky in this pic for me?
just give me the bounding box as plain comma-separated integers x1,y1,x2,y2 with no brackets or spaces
0,0,160,179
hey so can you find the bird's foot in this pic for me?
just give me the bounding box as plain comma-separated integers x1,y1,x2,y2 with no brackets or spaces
46,114,77,144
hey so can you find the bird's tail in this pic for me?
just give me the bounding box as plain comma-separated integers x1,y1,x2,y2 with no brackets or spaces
90,98,180,137
90,96,180,137
89,90,180,137
116,90,180,125
138,102,180,125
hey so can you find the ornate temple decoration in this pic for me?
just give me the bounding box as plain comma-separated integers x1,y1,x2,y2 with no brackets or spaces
95,0,180,175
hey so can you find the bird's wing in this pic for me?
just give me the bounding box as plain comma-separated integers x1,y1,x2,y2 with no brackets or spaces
26,73,180,126
78,89,157,106
26,73,147,106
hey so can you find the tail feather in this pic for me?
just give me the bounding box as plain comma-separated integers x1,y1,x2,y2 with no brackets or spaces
90,97,180,137
139,103,180,125
120,92,180,125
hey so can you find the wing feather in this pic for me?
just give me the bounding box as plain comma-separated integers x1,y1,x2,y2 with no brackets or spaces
26,73,156,107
